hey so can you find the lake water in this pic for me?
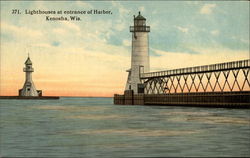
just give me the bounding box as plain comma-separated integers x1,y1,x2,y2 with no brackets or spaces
0,97,250,157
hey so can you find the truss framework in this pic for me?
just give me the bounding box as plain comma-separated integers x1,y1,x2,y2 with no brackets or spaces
142,60,250,94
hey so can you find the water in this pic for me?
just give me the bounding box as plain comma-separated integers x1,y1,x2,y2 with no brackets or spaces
0,97,250,157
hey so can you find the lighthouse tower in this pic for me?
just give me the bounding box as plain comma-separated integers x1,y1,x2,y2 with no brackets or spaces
125,12,150,94
19,55,42,96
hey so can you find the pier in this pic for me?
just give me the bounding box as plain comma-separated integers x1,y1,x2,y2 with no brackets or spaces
114,59,250,108
0,96,59,100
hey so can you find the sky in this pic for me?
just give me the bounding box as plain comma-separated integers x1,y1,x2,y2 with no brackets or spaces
0,1,249,97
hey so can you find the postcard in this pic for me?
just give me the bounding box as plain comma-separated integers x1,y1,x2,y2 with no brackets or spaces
0,1,249,157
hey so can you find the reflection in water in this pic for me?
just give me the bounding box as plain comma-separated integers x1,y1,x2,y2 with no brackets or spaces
33,105,107,111
160,111,250,125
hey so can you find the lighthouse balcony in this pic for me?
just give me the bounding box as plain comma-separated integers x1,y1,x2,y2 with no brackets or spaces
130,26,150,32
23,68,34,72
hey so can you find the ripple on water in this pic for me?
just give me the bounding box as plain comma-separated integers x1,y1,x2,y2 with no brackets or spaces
187,116,250,125
160,111,250,125
65,114,136,120
160,111,211,116
32,105,107,111
69,129,202,137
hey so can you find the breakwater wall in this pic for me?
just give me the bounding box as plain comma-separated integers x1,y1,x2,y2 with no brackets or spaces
114,90,250,108
0,96,60,100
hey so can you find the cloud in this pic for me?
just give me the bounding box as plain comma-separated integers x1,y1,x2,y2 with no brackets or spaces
175,26,189,33
138,6,145,12
53,28,66,35
52,41,60,47
122,39,131,47
200,4,216,14
231,36,249,44
75,1,93,8
152,10,158,15
210,30,220,36
32,43,52,48
1,21,43,39
114,22,126,31
240,38,249,44
150,47,249,71
61,21,80,32
111,2,130,32
112,2,130,15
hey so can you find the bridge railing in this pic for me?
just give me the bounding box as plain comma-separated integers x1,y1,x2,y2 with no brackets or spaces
141,59,250,79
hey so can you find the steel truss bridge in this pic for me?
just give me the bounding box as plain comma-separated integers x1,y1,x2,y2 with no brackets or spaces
140,59,250,94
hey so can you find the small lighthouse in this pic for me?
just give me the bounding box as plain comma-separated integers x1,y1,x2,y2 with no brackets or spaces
19,55,42,97
125,12,150,94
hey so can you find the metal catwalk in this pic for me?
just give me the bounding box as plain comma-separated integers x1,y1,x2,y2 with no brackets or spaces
141,59,250,94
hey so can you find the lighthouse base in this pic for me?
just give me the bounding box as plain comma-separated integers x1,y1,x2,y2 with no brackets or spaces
18,89,42,97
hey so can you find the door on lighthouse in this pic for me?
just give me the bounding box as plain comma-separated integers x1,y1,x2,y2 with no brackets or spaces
26,86,31,91
137,84,144,93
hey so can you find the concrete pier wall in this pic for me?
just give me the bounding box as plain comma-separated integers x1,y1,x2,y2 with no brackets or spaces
114,91,250,108
114,90,144,105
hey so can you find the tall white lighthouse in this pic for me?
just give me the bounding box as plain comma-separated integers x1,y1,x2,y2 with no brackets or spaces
125,12,150,94
19,55,42,96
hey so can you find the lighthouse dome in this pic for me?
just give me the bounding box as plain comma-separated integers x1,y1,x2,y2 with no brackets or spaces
134,12,146,20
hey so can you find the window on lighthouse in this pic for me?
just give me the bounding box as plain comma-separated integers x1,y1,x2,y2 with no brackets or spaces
135,20,145,26
140,20,145,26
